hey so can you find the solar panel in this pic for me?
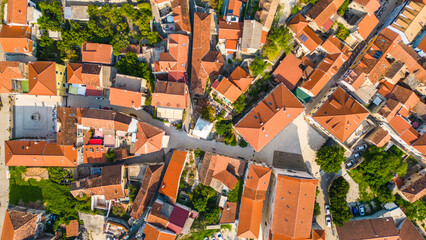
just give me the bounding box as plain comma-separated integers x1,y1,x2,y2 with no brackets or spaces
373,50,383,59
300,34,308,42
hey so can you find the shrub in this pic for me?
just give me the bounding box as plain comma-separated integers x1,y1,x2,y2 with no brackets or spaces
232,95,246,114
249,57,269,77
201,106,215,122
238,139,248,148
194,148,205,158
106,150,116,162
336,24,350,41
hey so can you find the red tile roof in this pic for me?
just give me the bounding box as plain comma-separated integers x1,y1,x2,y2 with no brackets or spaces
0,26,33,54
226,0,242,17
271,175,318,240
83,145,107,163
67,63,101,87
236,84,305,151
66,220,79,237
313,87,369,143
143,223,176,240
357,13,379,40
413,133,426,155
0,61,23,93
306,0,344,29
171,0,191,33
337,218,400,240
155,34,189,72
159,151,187,203
5,141,77,167
237,165,271,239
7,0,27,25
109,87,142,108
191,13,224,94
152,80,187,109
1,209,40,240
366,127,391,147
321,35,346,54
134,122,164,155
272,53,303,90
28,61,57,96
130,164,164,220
81,42,112,64
219,21,243,40
220,201,237,224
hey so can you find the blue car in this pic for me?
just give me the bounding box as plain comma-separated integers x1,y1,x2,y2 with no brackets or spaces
352,206,358,216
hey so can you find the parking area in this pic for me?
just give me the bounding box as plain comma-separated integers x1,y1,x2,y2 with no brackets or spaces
13,95,64,139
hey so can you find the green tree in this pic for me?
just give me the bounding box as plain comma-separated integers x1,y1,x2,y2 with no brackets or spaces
111,33,130,56
201,106,215,122
336,24,350,41
38,1,63,31
358,146,407,191
112,205,126,217
337,0,351,16
128,183,139,203
116,52,153,82
215,120,233,136
314,202,321,217
58,20,90,60
263,42,280,60
106,150,116,162
329,177,352,226
203,204,221,224
232,95,246,114
37,33,61,61
48,168,70,184
315,145,346,173
249,57,270,77
238,139,248,148
191,184,217,212
267,26,293,54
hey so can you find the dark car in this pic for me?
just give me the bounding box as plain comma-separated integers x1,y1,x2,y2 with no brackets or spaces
352,206,358,216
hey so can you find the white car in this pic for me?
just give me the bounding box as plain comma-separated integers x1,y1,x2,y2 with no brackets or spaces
357,144,368,151
325,215,332,227
324,204,331,215
217,232,224,240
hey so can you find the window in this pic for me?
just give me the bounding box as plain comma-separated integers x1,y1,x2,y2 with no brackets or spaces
254,115,258,119
300,34,308,42
268,101,272,105
56,71,58,74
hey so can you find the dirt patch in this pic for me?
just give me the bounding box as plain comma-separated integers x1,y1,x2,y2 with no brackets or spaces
22,168,49,181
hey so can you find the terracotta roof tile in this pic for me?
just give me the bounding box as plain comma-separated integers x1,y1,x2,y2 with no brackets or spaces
67,63,101,87
236,84,305,151
171,0,190,32
28,61,57,96
401,174,426,203
152,80,187,109
220,202,237,224
7,0,27,25
336,218,399,239
413,133,426,155
66,220,79,237
134,122,164,155
5,141,77,167
79,108,132,131
1,209,40,240
313,87,369,143
213,77,242,103
81,42,112,64
56,107,78,146
109,87,142,108
271,175,318,239
306,0,343,28
366,127,391,147
399,218,424,240
159,151,187,203
272,53,302,90
82,145,107,163
143,223,176,240
0,26,33,54
199,153,246,187
0,61,23,93
131,164,164,220
219,21,243,40
357,13,379,40
321,35,345,54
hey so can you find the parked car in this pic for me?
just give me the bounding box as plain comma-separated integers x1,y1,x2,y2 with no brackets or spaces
325,204,331,215
346,160,355,168
357,144,368,151
325,215,332,227
354,153,361,159
217,232,224,240
203,238,209,240
352,206,358,216
359,205,365,216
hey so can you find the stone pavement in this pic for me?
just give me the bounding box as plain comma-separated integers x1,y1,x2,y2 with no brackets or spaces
0,94,11,237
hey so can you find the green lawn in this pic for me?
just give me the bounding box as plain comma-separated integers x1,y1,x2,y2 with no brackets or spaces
9,167,92,225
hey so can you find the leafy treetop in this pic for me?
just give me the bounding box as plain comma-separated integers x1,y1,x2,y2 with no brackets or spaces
315,145,346,173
